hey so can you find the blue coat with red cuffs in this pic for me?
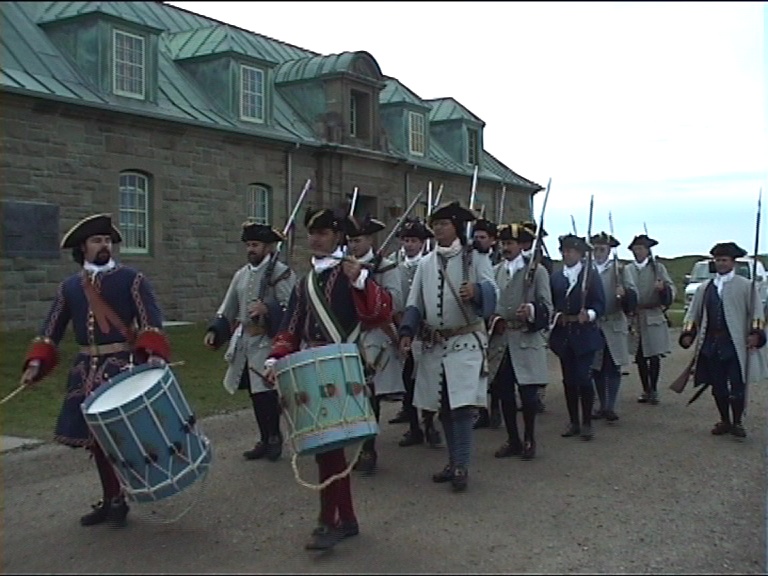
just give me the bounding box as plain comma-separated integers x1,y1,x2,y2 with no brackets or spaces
23,265,170,447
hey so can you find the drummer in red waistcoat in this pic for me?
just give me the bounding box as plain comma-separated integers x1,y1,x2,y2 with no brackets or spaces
20,213,171,528
264,206,393,551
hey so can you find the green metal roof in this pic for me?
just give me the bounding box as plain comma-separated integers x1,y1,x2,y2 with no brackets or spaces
379,77,430,109
275,51,383,85
166,25,315,64
0,1,540,191
426,97,485,126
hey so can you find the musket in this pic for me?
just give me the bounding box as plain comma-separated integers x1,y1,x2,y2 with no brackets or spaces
254,179,312,306
570,215,578,235
497,184,507,224
742,188,762,412
643,221,660,282
580,195,595,310
371,191,425,271
524,177,551,299
465,165,479,240
349,186,359,220
608,211,620,289
423,182,434,255
433,184,444,210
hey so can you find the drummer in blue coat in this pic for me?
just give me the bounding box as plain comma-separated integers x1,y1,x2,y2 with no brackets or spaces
263,206,393,551
548,233,606,441
20,213,171,528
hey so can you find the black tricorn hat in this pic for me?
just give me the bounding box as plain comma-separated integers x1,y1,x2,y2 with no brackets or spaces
398,217,433,240
241,221,284,243
429,201,476,224
710,242,747,259
590,231,620,248
304,207,346,232
60,213,122,249
628,234,658,249
498,223,535,243
473,218,498,238
521,220,548,238
558,233,590,254
346,214,386,238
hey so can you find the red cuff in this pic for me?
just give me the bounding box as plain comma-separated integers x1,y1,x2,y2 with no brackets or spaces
270,331,298,360
134,328,171,363
25,338,58,381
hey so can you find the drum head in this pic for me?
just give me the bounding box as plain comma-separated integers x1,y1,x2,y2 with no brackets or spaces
85,367,166,414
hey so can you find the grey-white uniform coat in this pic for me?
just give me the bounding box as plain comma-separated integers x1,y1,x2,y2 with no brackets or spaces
216,259,296,394
487,260,552,385
625,260,675,357
406,248,498,411
592,261,636,369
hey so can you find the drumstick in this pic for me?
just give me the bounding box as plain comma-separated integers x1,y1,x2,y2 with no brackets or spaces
1,384,27,406
249,365,274,386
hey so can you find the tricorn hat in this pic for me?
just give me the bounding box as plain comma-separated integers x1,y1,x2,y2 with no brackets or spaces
521,220,548,238
429,201,477,225
397,217,433,240
472,218,498,238
628,234,658,249
590,231,620,248
60,213,122,249
241,221,284,243
346,214,386,238
304,207,347,232
710,242,747,259
558,233,590,254
497,223,535,243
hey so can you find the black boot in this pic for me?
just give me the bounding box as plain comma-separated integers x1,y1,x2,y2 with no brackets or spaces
243,441,268,460
80,499,110,526
398,429,424,447
81,497,129,527
266,433,283,462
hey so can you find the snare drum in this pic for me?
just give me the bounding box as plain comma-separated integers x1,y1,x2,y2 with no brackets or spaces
274,343,378,456
81,364,212,503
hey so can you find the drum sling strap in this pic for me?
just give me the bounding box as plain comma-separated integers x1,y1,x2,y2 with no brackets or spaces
82,272,136,348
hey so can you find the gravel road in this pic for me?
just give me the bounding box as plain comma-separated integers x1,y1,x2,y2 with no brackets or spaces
2,329,765,574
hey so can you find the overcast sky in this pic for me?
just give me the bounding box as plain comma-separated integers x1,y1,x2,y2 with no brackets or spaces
168,1,766,257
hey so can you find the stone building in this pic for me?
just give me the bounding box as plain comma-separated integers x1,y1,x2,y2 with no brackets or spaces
0,1,542,329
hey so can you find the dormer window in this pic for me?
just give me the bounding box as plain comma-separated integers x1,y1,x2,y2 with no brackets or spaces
113,30,146,99
408,111,426,156
240,64,265,123
349,89,370,139
467,127,479,165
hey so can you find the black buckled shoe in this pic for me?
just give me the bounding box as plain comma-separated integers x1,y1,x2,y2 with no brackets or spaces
637,392,649,404
561,423,581,437
592,409,606,420
432,463,454,483
398,429,424,447
305,524,343,551
451,465,468,492
494,440,523,458
580,425,594,441
604,410,619,422
425,426,443,448
731,423,747,438
266,434,283,462
521,440,536,460
80,499,110,527
649,391,659,405
353,450,377,475
388,409,410,424
107,497,130,528
339,520,359,538
243,441,267,460
711,421,732,435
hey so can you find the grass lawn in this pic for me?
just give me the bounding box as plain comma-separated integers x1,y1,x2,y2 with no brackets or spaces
0,324,251,440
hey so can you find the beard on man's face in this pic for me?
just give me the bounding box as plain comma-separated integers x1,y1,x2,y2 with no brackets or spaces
92,249,111,265
247,251,264,265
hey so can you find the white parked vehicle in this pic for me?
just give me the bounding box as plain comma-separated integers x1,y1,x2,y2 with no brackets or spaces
683,257,768,313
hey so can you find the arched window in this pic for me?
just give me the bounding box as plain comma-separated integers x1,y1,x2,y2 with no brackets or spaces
118,171,150,253
247,184,271,224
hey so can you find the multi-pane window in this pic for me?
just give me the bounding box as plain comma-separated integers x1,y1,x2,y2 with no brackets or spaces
113,30,145,99
467,128,479,166
240,65,265,122
247,184,270,224
408,111,426,156
118,172,149,253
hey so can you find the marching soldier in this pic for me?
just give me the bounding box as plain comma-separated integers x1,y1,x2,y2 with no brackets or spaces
589,232,638,422
204,222,296,461
472,218,502,429
679,242,766,437
399,201,498,492
345,214,404,475
487,224,553,460
625,234,675,405
549,234,606,441
393,218,442,448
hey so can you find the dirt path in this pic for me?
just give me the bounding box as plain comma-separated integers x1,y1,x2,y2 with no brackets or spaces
2,331,766,574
